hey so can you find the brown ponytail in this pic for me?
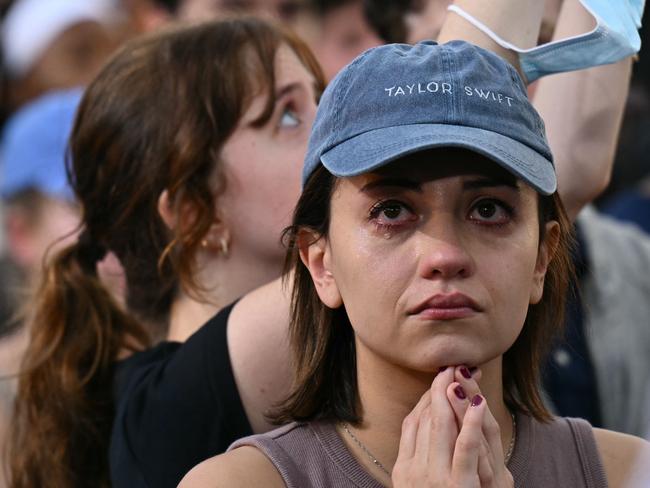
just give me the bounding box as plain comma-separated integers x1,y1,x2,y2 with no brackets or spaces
9,241,149,487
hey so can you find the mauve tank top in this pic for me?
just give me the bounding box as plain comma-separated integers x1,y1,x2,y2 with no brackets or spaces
229,412,608,487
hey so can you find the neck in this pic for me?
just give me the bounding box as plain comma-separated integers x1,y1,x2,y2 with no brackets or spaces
340,345,514,485
166,248,282,342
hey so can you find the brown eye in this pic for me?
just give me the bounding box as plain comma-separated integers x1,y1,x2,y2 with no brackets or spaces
369,200,417,229
382,205,402,219
469,198,513,225
477,202,497,219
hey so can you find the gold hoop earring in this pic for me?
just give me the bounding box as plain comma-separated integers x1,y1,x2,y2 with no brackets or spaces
219,237,229,257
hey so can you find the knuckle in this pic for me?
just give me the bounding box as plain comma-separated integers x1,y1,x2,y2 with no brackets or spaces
456,435,480,452
402,414,415,431
485,418,500,438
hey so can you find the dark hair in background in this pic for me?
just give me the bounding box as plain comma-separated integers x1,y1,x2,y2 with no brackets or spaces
152,0,181,14
273,149,575,425
308,0,410,43
8,17,324,488
363,0,412,44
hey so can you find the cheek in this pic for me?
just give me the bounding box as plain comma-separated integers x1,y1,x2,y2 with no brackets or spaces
481,238,540,330
329,227,416,339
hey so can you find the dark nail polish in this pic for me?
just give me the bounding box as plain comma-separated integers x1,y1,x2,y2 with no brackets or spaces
439,366,448,372
460,366,471,379
471,395,483,407
454,385,466,400
469,366,478,374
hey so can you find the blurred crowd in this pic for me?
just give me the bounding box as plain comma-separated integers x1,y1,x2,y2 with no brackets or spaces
0,1,648,487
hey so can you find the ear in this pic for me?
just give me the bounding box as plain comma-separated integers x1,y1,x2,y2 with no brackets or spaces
530,220,560,304
298,230,342,308
157,190,176,231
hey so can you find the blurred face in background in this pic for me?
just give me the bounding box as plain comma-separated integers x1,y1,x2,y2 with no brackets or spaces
177,0,307,22
3,194,80,277
307,0,383,81
405,0,451,43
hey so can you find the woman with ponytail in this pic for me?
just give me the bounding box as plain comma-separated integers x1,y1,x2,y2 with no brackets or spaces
8,17,324,488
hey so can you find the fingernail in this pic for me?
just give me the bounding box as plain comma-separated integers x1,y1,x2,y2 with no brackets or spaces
460,366,471,379
469,366,478,375
454,385,466,400
439,366,448,372
470,395,483,407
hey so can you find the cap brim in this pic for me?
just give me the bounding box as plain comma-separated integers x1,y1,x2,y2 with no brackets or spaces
320,124,556,195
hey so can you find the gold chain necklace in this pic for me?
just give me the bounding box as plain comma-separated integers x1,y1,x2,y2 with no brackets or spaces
505,412,517,463
342,412,517,477
341,423,391,477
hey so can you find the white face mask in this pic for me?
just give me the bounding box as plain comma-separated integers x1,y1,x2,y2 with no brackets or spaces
448,0,645,83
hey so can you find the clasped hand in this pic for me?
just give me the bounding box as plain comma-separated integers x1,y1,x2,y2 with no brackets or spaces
392,366,514,488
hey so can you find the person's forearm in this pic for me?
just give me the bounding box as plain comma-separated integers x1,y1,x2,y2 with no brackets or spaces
437,0,544,74
532,0,633,220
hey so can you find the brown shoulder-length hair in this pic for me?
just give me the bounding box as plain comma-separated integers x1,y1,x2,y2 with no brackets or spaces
274,153,575,425
8,17,324,488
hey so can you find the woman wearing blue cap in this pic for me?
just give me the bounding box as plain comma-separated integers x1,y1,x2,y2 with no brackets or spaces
181,37,650,488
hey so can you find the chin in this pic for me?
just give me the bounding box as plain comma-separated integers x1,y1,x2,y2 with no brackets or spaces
400,336,493,373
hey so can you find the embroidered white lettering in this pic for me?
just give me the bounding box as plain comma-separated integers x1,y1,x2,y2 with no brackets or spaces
385,86,395,96
427,81,439,93
418,83,427,93
407,84,415,94
465,86,473,96
442,83,452,94
395,86,405,95
475,88,491,99
505,96,514,106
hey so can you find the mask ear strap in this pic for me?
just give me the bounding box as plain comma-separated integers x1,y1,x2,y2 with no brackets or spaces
447,5,522,52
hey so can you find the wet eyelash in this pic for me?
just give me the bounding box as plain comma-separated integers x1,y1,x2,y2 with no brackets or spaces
367,200,416,233
368,200,402,218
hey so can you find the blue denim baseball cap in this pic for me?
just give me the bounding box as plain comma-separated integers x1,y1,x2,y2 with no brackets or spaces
0,88,82,202
303,40,556,195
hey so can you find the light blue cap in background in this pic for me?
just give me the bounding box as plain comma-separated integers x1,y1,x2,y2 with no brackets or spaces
303,40,556,195
0,88,83,202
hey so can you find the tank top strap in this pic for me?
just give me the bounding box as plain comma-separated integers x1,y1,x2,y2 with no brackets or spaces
228,423,312,488
566,417,609,488
508,413,608,488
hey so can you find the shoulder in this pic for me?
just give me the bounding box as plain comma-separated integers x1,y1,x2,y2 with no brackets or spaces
227,278,293,433
593,428,650,488
178,446,285,488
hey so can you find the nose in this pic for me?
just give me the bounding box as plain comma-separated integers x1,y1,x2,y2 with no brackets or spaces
416,224,475,281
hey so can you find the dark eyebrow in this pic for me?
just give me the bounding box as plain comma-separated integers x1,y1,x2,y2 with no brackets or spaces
360,177,423,193
462,177,520,191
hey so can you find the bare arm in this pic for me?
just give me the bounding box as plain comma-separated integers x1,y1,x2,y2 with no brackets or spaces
178,446,284,488
532,0,633,220
594,428,650,487
228,277,293,433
